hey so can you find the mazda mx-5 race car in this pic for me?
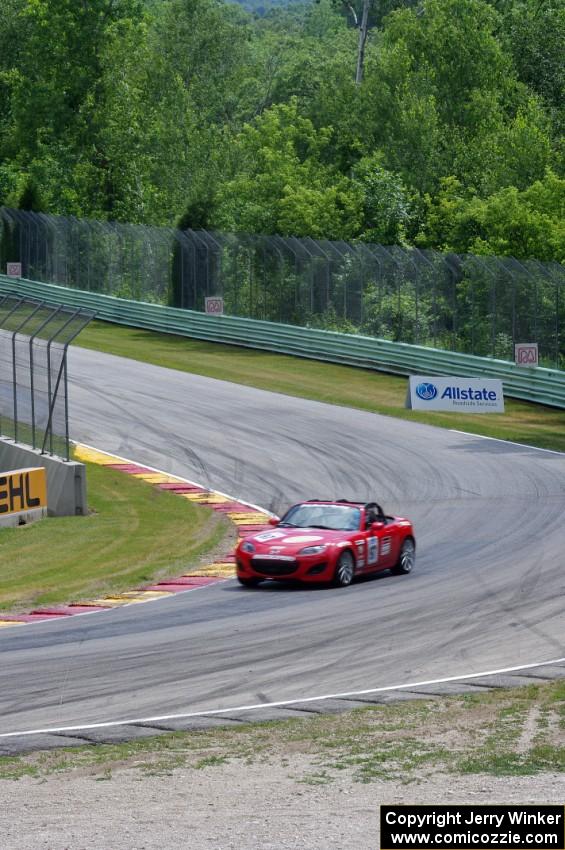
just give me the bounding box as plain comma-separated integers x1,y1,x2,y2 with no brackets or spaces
235,500,415,588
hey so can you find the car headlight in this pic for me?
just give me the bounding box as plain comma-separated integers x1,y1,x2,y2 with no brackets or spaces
240,540,256,554
298,544,327,555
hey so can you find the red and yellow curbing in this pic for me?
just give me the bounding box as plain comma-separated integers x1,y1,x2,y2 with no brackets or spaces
0,444,271,627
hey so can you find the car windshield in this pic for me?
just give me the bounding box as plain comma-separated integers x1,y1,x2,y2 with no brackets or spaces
279,504,361,531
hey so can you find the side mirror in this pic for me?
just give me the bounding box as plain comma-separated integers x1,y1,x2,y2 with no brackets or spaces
371,521,385,531
268,517,279,526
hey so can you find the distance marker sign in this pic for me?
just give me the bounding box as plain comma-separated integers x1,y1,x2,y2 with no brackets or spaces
205,297,224,315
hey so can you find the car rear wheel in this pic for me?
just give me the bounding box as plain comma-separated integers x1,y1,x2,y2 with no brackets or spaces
333,550,355,587
237,576,261,588
393,538,415,574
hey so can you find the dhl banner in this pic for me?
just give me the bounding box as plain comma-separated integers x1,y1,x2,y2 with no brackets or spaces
0,467,47,526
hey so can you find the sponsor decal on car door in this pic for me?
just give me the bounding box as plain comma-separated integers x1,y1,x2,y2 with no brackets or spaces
367,536,379,566
355,539,366,568
365,526,395,570
379,535,393,566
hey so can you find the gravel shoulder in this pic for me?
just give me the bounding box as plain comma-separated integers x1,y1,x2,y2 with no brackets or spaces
1,684,563,850
1,758,563,850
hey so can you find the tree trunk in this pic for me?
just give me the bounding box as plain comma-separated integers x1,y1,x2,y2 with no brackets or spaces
355,0,371,84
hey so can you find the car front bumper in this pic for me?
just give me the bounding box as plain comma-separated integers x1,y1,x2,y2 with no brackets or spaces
236,554,335,583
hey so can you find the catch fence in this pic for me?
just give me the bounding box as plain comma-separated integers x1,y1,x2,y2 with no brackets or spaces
0,292,94,460
1,208,563,369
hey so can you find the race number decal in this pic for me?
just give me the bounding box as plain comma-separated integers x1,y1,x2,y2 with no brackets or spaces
367,536,378,565
255,531,285,542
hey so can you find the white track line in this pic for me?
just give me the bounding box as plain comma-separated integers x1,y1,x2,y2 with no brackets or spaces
1,657,563,739
449,430,565,456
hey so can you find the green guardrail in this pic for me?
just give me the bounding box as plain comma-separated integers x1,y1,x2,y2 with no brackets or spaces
1,275,564,409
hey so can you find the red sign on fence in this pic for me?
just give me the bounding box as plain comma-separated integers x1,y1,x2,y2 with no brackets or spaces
205,297,224,315
515,343,538,367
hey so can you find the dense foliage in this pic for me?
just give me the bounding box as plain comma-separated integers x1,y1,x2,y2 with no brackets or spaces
0,0,563,261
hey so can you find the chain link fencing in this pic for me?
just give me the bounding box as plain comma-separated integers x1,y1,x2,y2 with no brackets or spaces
0,292,94,460
1,207,563,369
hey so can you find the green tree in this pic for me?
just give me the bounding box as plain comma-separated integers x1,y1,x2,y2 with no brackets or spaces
352,153,413,242
325,0,420,83
383,0,511,127
213,100,362,238
500,0,565,125
141,0,256,224
358,0,554,195
3,0,143,156
419,171,565,261
0,0,145,212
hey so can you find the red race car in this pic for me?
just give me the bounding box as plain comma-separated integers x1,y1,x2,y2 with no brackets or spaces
236,500,415,588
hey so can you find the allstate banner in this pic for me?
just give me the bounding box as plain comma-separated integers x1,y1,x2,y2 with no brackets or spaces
407,376,504,413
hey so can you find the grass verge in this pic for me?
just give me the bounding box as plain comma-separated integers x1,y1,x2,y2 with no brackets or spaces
0,458,233,613
76,322,565,452
0,681,562,782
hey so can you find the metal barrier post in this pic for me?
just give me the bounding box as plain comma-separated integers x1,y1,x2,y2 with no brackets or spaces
11,301,44,443
29,306,64,449
41,307,83,457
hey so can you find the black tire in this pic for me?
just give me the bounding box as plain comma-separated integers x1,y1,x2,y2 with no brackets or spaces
237,576,261,587
333,550,355,587
392,537,415,575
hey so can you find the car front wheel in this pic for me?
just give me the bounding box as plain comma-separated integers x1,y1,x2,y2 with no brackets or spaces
237,576,261,587
393,538,415,574
333,550,355,587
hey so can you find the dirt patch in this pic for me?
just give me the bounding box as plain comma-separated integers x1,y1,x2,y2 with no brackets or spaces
1,684,562,849
0,756,562,850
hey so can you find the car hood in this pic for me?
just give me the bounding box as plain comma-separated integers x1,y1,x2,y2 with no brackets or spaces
245,527,350,555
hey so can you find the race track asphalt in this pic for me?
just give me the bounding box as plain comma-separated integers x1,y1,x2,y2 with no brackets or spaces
1,347,564,746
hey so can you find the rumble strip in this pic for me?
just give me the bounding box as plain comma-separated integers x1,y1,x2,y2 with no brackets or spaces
0,443,271,628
